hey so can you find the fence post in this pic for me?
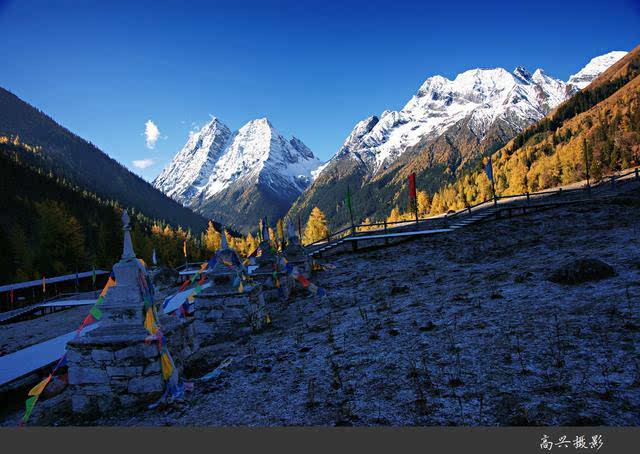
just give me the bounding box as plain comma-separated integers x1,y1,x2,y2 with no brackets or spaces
526,192,530,204
384,220,389,245
635,168,639,181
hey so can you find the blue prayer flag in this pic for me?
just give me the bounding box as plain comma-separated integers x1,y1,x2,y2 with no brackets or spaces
485,159,493,182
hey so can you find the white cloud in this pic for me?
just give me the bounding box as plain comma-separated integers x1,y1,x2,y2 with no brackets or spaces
132,158,155,169
145,120,160,149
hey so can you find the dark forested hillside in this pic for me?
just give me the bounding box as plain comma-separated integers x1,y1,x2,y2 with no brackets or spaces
0,139,212,284
0,87,207,232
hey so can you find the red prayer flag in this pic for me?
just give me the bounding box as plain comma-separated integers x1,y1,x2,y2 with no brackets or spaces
297,274,311,288
408,172,417,201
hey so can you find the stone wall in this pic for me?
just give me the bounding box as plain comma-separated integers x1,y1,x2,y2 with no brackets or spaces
161,316,199,373
194,288,271,347
194,293,252,347
67,317,196,415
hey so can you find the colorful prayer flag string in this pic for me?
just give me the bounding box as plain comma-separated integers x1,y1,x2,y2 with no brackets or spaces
20,272,116,425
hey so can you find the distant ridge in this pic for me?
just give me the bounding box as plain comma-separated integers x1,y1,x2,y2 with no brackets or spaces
0,87,208,232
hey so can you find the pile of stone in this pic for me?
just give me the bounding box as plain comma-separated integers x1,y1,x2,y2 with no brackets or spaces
67,211,197,414
193,228,271,347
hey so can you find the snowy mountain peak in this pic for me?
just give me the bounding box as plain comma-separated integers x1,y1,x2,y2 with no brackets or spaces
153,117,323,214
513,66,532,82
315,50,625,178
568,51,627,89
153,117,232,203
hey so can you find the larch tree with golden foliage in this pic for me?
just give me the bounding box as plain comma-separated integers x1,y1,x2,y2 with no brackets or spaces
417,191,430,217
202,221,222,253
303,207,329,244
386,206,401,223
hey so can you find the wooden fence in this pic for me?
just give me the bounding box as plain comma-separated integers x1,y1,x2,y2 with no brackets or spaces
303,167,640,255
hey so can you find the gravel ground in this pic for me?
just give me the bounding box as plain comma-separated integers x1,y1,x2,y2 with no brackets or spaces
3,190,640,426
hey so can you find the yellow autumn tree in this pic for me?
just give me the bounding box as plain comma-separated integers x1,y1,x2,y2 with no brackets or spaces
417,191,430,217
387,206,401,223
202,221,221,253
303,207,329,245
429,192,446,215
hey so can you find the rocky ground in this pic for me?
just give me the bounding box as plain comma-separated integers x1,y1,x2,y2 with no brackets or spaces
2,189,640,426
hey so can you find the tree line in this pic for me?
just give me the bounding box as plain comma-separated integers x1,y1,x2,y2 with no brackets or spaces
0,138,214,283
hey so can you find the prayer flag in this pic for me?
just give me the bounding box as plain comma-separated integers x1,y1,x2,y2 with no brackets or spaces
28,375,52,397
485,158,493,182
52,355,67,372
183,240,187,257
89,305,102,321
144,308,156,334
21,396,37,423
408,172,417,201
161,353,174,380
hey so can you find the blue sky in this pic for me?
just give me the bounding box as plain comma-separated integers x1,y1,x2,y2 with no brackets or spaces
0,0,638,181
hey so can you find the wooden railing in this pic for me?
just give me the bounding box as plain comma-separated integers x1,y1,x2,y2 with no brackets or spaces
303,167,640,253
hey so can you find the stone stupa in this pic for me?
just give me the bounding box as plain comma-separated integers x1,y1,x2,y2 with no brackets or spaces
67,210,196,414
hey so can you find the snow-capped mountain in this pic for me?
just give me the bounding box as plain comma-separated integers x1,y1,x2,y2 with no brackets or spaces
288,50,627,227
314,50,627,180
567,51,627,89
153,117,322,232
154,118,232,204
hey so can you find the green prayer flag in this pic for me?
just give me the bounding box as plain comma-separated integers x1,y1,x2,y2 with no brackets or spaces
95,295,104,306
89,306,102,320
22,396,37,423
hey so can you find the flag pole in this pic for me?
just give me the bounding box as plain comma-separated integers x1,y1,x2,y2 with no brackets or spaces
489,156,498,208
408,172,418,226
347,185,355,235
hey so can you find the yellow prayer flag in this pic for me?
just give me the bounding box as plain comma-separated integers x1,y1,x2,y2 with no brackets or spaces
161,353,173,380
144,308,156,334
100,277,116,297
28,375,52,397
